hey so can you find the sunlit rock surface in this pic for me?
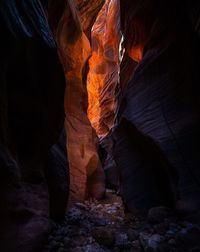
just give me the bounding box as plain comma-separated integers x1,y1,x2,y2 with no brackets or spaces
52,0,105,204
87,0,120,139
75,0,105,39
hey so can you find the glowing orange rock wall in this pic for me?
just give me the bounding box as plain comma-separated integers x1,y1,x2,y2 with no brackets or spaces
53,0,105,204
75,0,105,39
87,0,121,139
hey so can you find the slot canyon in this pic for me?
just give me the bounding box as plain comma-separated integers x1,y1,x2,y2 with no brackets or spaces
0,0,200,251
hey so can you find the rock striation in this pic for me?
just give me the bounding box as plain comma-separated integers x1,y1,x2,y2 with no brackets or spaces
87,0,121,139
114,0,200,216
0,1,67,251
49,0,106,204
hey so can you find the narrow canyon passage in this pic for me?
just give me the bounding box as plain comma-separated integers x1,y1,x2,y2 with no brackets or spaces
1,1,200,252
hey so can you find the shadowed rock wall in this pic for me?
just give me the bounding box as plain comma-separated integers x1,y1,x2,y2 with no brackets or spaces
0,0,68,251
115,0,200,217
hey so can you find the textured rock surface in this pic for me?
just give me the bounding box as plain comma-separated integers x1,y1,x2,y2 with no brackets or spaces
148,207,173,224
46,130,69,220
115,0,200,216
185,0,200,38
44,191,200,252
87,0,120,139
113,119,176,212
50,0,105,204
119,53,137,90
0,1,66,251
75,0,105,39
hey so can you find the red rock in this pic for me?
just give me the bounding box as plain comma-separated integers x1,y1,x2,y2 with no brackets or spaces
51,0,106,204
87,0,121,138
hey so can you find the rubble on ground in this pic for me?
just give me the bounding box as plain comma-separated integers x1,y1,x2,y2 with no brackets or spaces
44,191,200,252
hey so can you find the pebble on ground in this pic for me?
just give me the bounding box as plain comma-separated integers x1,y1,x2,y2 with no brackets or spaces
43,190,200,252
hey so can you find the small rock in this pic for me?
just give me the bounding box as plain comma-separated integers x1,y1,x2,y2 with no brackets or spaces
168,239,176,246
131,240,141,252
115,233,131,249
127,229,139,241
75,202,88,210
60,242,64,248
88,237,94,244
77,236,89,246
165,230,175,239
48,235,54,242
185,223,195,231
139,232,151,249
92,227,115,248
156,243,171,252
189,247,200,252
154,223,168,235
132,240,140,246
178,228,188,237
69,247,83,252
169,223,177,228
55,235,63,242
63,237,70,247
84,245,106,252
55,229,63,236
165,229,175,235
49,240,57,248
51,221,58,230
148,207,172,224
57,248,65,252
148,234,162,251
180,221,192,228
91,217,108,226
113,248,120,252
177,227,200,248
67,208,83,223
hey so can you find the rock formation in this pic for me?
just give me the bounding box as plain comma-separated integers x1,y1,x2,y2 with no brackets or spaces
116,0,200,217
75,0,105,39
87,0,121,139
1,0,200,251
185,0,200,38
46,130,69,220
0,1,68,251
49,0,106,204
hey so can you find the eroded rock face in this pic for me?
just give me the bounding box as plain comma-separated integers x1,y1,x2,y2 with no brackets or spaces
46,129,69,221
50,0,105,204
75,0,105,39
87,0,121,139
120,53,137,90
0,1,67,251
115,0,200,216
185,0,200,38
84,0,121,192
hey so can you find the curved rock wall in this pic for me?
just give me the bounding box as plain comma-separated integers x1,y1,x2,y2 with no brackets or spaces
115,0,200,215
0,1,67,251
87,0,121,139
75,0,105,39
50,0,105,204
